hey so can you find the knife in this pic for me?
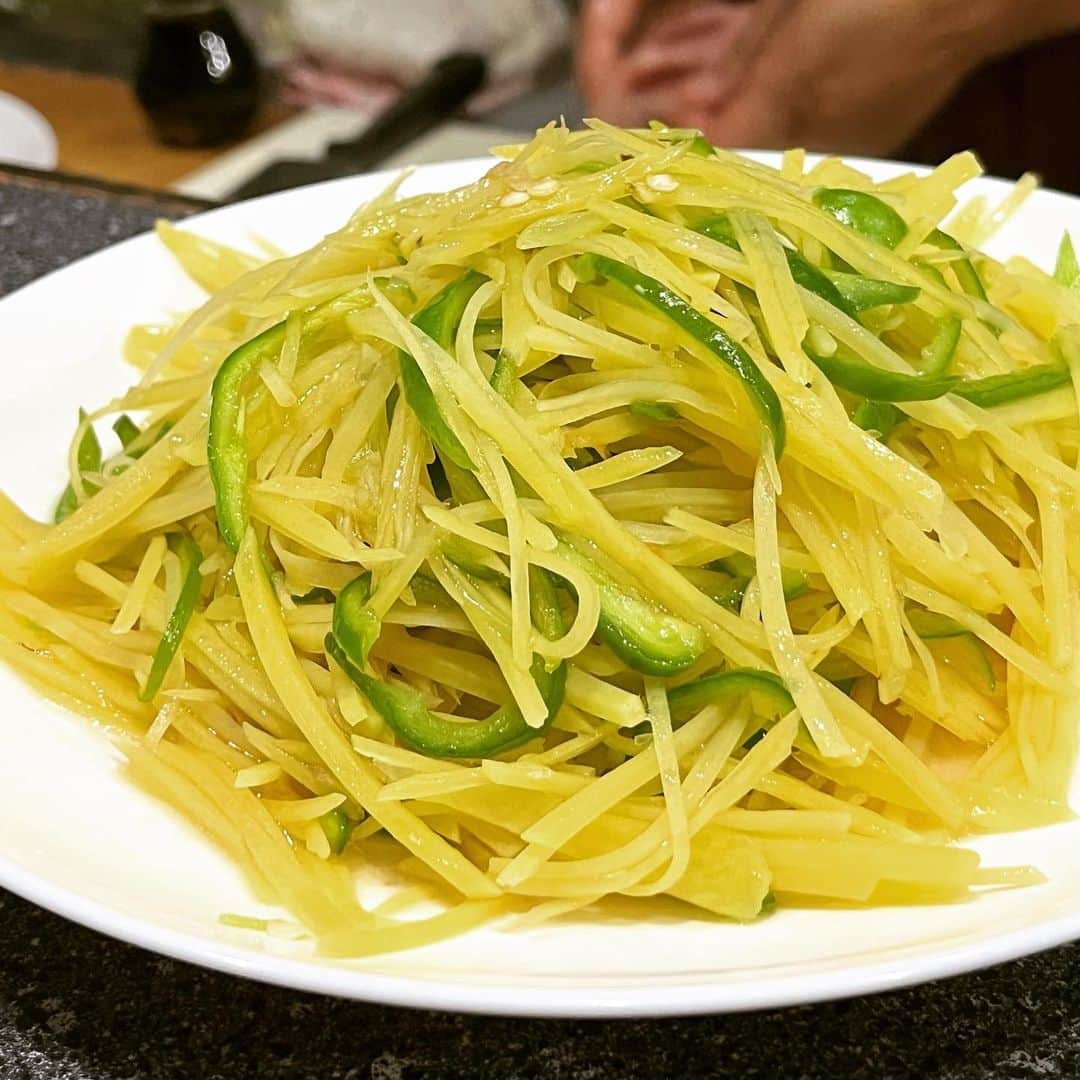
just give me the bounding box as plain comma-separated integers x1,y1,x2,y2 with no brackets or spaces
227,52,487,201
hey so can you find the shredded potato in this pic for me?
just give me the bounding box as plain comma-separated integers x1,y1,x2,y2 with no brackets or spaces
2,122,1077,957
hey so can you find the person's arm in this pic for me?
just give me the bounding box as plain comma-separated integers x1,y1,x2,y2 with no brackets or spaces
983,0,1080,55
578,0,1080,156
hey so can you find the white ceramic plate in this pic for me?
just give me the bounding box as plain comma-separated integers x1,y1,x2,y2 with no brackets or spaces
2,156,1080,1019
0,91,58,169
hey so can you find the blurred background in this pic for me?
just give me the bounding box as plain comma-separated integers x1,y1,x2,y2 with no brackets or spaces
0,0,1078,202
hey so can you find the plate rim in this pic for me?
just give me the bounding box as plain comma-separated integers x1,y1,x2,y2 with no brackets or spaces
2,152,1080,1018
0,89,59,170
5,843,1080,1018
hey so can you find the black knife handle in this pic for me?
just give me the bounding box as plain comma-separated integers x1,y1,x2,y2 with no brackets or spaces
325,52,487,167
227,52,487,201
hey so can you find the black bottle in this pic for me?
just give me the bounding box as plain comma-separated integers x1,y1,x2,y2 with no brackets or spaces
135,0,260,148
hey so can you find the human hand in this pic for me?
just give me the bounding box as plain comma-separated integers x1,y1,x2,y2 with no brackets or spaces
578,0,1077,155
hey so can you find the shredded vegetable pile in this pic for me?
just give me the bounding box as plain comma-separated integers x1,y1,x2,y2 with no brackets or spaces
4,121,1080,957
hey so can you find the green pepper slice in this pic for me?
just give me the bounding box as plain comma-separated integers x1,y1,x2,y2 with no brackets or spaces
294,587,336,606
678,566,746,610
55,410,103,524
441,456,487,504
920,315,962,376
927,229,988,302
474,317,503,338
443,536,708,677
694,215,852,316
111,416,174,472
208,284,375,552
668,668,794,724
813,188,909,250
852,400,904,439
441,535,508,583
953,364,1071,408
1055,233,1080,289
695,212,920,315
489,352,517,400
916,260,949,289
573,252,786,456
209,321,289,552
907,608,996,692
400,270,488,471
906,609,969,639
319,808,353,855
140,531,203,701
327,566,566,758
715,552,808,600
687,134,716,157
807,349,958,402
649,125,715,158
112,414,141,449
628,400,680,422
331,571,380,666
823,272,921,313
557,541,706,676
567,160,614,176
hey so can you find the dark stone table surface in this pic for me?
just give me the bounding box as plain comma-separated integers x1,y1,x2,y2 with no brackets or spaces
3,167,1080,1080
